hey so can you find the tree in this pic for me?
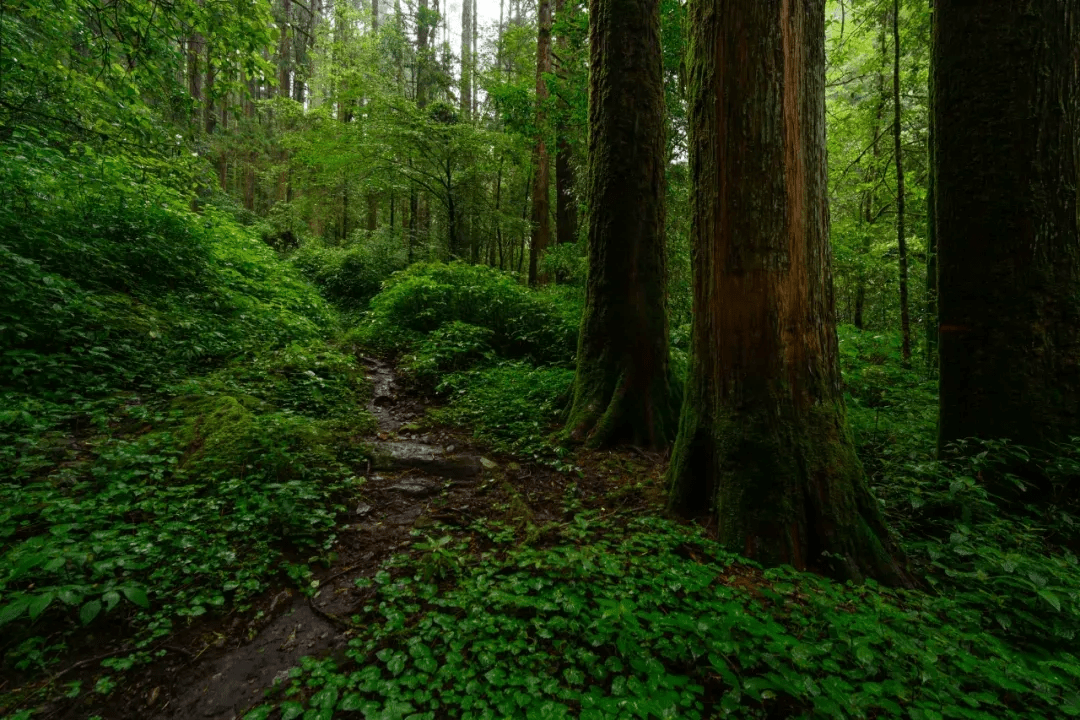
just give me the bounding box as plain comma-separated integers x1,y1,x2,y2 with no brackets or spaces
562,0,680,448
892,0,911,363
667,0,909,585
935,0,1080,457
553,0,579,246
527,0,553,286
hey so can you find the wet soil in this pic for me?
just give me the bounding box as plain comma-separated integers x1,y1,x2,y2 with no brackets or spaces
15,356,668,720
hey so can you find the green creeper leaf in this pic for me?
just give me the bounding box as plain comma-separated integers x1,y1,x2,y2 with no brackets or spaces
28,592,54,620
122,586,150,608
58,589,82,606
337,695,364,712
1039,589,1062,612
103,591,121,611
0,598,30,626
80,599,102,625
243,706,272,720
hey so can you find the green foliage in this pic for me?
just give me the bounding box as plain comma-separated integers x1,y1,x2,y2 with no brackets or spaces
354,262,577,365
838,325,938,471
0,143,333,410
0,144,368,673
262,510,1080,720
838,329,1080,658
290,231,408,310
431,362,575,459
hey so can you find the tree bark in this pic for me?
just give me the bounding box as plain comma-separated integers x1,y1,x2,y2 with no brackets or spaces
936,0,1080,458
892,0,911,364
554,0,578,246
461,0,472,119
528,0,553,285
563,0,678,448
925,0,938,368
668,0,910,585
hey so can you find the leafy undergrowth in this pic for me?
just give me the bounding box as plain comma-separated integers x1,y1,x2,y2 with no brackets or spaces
352,262,579,461
0,143,374,698
246,495,1080,720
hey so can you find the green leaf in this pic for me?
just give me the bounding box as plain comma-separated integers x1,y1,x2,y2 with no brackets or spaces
80,599,102,625
1039,589,1062,612
243,706,272,720
103,591,121,611
28,592,54,620
0,598,30,626
337,695,364,712
122,586,150,608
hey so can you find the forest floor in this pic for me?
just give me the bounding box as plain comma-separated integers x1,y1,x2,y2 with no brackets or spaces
29,354,668,720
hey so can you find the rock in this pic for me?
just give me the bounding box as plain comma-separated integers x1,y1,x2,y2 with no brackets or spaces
387,479,439,497
355,503,372,516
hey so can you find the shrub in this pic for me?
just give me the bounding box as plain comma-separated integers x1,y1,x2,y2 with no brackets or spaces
430,361,574,458
354,262,577,365
291,229,408,310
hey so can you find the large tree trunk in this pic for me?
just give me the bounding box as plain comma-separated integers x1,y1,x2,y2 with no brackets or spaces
935,0,1080,456
528,0,553,286
563,0,679,448
668,0,909,586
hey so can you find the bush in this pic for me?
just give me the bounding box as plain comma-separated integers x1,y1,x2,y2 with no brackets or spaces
353,262,577,365
291,229,408,310
430,361,574,458
0,147,333,410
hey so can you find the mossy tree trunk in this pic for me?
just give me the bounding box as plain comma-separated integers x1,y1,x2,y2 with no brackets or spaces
562,0,679,448
935,0,1080,456
668,0,910,586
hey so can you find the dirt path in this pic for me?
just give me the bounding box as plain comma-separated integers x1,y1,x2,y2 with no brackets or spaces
149,357,503,720
24,356,661,720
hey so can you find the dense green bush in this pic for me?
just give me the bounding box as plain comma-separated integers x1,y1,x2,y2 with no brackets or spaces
0,147,333,409
431,361,575,458
354,262,577,365
0,145,369,673
290,230,408,310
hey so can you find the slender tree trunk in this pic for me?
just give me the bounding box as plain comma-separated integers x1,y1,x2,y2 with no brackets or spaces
564,0,679,448
893,0,911,364
554,0,578,245
417,0,431,108
528,0,553,285
935,0,1080,458
853,23,888,331
367,194,378,231
278,0,292,95
668,0,910,586
925,0,938,368
518,172,530,274
408,188,418,263
204,44,216,134
461,0,472,119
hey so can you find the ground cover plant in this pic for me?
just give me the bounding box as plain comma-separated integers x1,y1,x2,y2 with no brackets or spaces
0,146,374,690
244,497,1080,720
5,0,1080,716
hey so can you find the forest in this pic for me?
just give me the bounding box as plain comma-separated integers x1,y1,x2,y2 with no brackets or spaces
1,0,1078,717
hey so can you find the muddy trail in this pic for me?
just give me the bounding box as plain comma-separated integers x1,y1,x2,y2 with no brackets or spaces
39,356,662,720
